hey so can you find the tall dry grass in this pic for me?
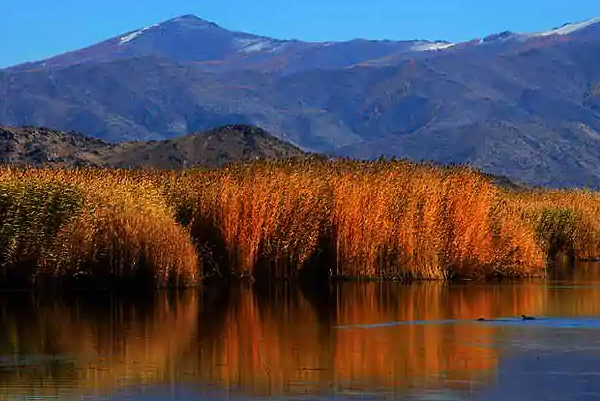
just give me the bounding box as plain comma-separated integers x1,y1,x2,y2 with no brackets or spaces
163,165,332,279
6,159,600,285
504,188,600,263
330,163,544,279
161,160,545,280
0,167,199,288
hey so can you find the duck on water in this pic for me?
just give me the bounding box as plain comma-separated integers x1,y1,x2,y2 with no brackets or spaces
476,315,536,322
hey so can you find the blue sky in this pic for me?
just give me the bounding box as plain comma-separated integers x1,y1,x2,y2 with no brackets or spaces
2,0,600,68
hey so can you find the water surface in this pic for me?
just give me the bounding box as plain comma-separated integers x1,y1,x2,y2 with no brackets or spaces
2,263,600,400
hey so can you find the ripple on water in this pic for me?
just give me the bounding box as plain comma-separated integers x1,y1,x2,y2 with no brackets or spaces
335,317,600,330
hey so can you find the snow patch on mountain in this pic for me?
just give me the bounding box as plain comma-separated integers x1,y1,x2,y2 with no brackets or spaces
119,25,158,44
526,17,600,37
234,38,288,53
410,41,455,52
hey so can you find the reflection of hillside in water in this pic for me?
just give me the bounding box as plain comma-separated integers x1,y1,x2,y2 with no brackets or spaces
2,267,600,399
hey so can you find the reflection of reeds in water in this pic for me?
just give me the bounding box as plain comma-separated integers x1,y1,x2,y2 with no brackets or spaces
194,284,333,396
0,291,198,398
332,282,546,393
546,261,600,316
190,282,548,397
4,278,600,399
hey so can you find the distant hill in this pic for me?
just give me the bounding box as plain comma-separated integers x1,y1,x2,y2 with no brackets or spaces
0,124,306,168
0,123,527,190
5,15,600,187
0,125,109,167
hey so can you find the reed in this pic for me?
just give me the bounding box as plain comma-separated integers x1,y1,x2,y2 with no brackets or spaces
165,160,545,280
506,188,600,263
0,167,199,288
329,164,544,279
159,162,334,279
5,158,600,286
0,177,85,286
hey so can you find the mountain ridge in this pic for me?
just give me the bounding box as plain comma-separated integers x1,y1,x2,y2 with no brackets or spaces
4,15,600,187
6,14,600,73
2,14,457,75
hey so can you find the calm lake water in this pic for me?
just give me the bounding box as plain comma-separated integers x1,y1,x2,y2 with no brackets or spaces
2,263,600,400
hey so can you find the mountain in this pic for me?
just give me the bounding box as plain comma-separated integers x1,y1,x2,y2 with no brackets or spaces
6,15,452,76
3,15,600,187
0,124,306,168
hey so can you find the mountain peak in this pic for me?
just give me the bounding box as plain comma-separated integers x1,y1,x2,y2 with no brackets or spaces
163,14,221,28
116,14,223,45
172,14,201,20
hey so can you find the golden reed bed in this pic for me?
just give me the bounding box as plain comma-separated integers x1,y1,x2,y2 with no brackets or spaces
0,159,597,287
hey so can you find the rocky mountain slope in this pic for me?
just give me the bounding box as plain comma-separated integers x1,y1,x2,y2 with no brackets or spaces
0,124,306,168
3,15,600,187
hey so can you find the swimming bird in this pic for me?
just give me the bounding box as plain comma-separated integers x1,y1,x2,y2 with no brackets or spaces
522,315,536,321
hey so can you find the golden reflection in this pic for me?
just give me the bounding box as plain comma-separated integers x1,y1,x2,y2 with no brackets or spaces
332,282,545,393
546,261,600,316
3,271,600,399
0,291,198,398
192,284,333,396
189,281,548,397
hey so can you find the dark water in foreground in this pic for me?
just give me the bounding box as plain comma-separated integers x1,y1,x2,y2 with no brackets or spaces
3,264,600,400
